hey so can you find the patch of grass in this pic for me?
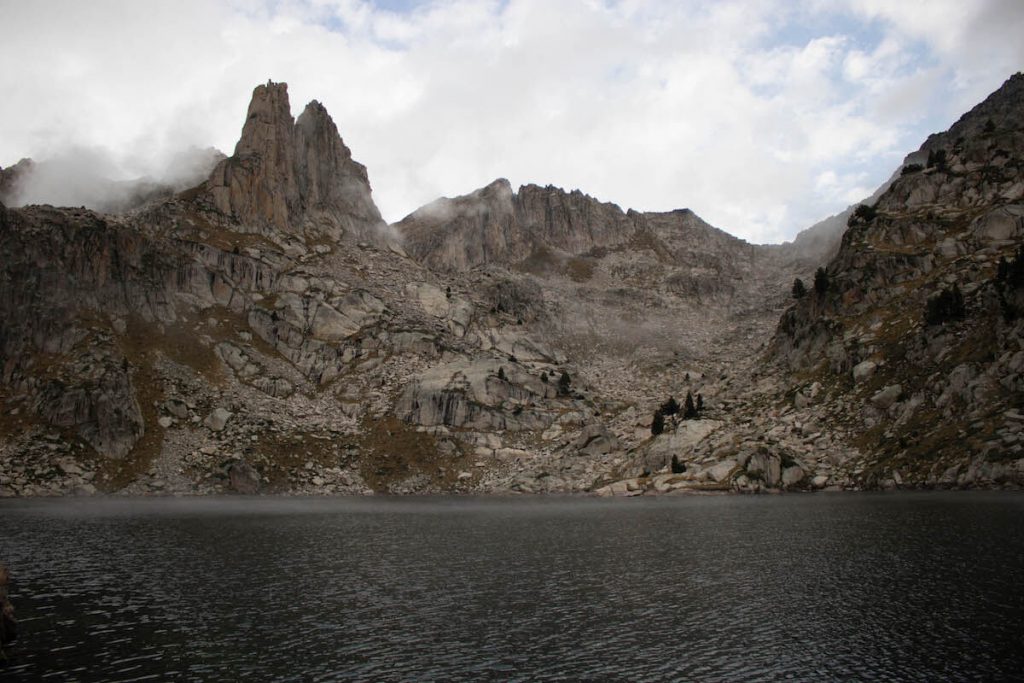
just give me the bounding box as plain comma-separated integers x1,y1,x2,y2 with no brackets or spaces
565,257,595,282
247,430,357,492
356,415,470,493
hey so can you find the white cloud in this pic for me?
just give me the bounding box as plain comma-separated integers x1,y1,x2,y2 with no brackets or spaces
0,0,1021,243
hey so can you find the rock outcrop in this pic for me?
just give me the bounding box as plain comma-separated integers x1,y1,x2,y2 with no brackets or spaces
396,179,636,271
204,81,386,243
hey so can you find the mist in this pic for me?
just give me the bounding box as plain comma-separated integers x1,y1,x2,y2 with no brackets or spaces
0,145,224,213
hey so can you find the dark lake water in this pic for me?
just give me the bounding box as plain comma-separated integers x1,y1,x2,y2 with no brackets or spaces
1,492,1023,681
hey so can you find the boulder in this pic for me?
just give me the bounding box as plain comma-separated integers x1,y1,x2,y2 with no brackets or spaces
970,205,1023,242
852,360,877,384
746,451,782,487
707,459,738,483
204,408,233,432
228,460,260,494
782,466,805,487
870,384,903,410
573,423,620,457
641,419,722,473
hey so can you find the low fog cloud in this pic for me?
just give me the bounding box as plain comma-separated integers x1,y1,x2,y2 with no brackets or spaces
2,145,223,213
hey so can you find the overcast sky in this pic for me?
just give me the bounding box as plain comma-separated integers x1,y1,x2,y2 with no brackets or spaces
1,0,1022,243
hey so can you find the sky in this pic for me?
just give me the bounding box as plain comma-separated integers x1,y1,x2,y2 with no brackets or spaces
1,0,1022,243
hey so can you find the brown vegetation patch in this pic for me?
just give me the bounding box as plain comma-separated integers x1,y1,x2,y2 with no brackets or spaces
356,414,470,493
247,431,357,492
513,245,563,277
565,257,595,282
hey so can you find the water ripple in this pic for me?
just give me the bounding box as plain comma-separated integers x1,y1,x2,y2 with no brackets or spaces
1,493,1022,681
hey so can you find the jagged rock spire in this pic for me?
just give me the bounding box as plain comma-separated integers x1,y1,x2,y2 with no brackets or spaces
205,81,385,240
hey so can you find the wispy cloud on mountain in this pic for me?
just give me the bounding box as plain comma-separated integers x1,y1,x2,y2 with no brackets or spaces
1,0,1021,242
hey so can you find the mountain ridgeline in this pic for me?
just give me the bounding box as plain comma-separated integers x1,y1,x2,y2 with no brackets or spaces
0,75,1021,498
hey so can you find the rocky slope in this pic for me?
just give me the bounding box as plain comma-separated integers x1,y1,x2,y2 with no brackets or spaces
594,73,1024,496
1,75,1022,498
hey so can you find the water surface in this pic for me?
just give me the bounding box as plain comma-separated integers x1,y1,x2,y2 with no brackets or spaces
2,493,1022,681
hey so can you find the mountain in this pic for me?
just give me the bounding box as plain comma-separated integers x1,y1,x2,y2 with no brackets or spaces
595,72,1024,495
1,75,1022,498
766,72,1024,488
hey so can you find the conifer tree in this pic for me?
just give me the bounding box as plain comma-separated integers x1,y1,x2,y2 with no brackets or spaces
683,391,698,419
558,371,571,396
661,396,680,416
651,410,665,436
814,267,830,294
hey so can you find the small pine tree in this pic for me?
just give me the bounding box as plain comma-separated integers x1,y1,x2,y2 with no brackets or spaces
651,410,665,436
792,278,807,299
671,454,685,474
696,393,703,414
851,204,877,223
814,267,830,295
1001,246,1024,288
984,118,996,133
997,256,1010,283
924,284,966,325
540,371,548,383
497,367,506,381
661,396,680,416
683,391,698,419
558,371,571,396
927,148,948,170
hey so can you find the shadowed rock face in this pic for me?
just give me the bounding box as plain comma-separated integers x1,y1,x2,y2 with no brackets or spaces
206,81,385,241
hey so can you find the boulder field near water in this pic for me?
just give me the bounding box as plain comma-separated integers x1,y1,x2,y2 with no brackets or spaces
2,75,1024,497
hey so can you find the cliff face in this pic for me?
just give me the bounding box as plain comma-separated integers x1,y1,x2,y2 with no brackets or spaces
395,178,787,301
396,179,634,272
397,178,521,272
205,81,385,242
762,72,1024,487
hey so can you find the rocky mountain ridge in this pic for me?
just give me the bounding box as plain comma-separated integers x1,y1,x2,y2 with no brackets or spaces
1,75,1022,497
592,72,1024,496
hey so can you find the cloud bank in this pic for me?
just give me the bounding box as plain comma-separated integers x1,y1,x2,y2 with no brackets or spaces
1,0,1022,242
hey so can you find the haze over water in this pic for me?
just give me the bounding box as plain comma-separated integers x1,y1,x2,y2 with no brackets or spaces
2,492,1022,681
